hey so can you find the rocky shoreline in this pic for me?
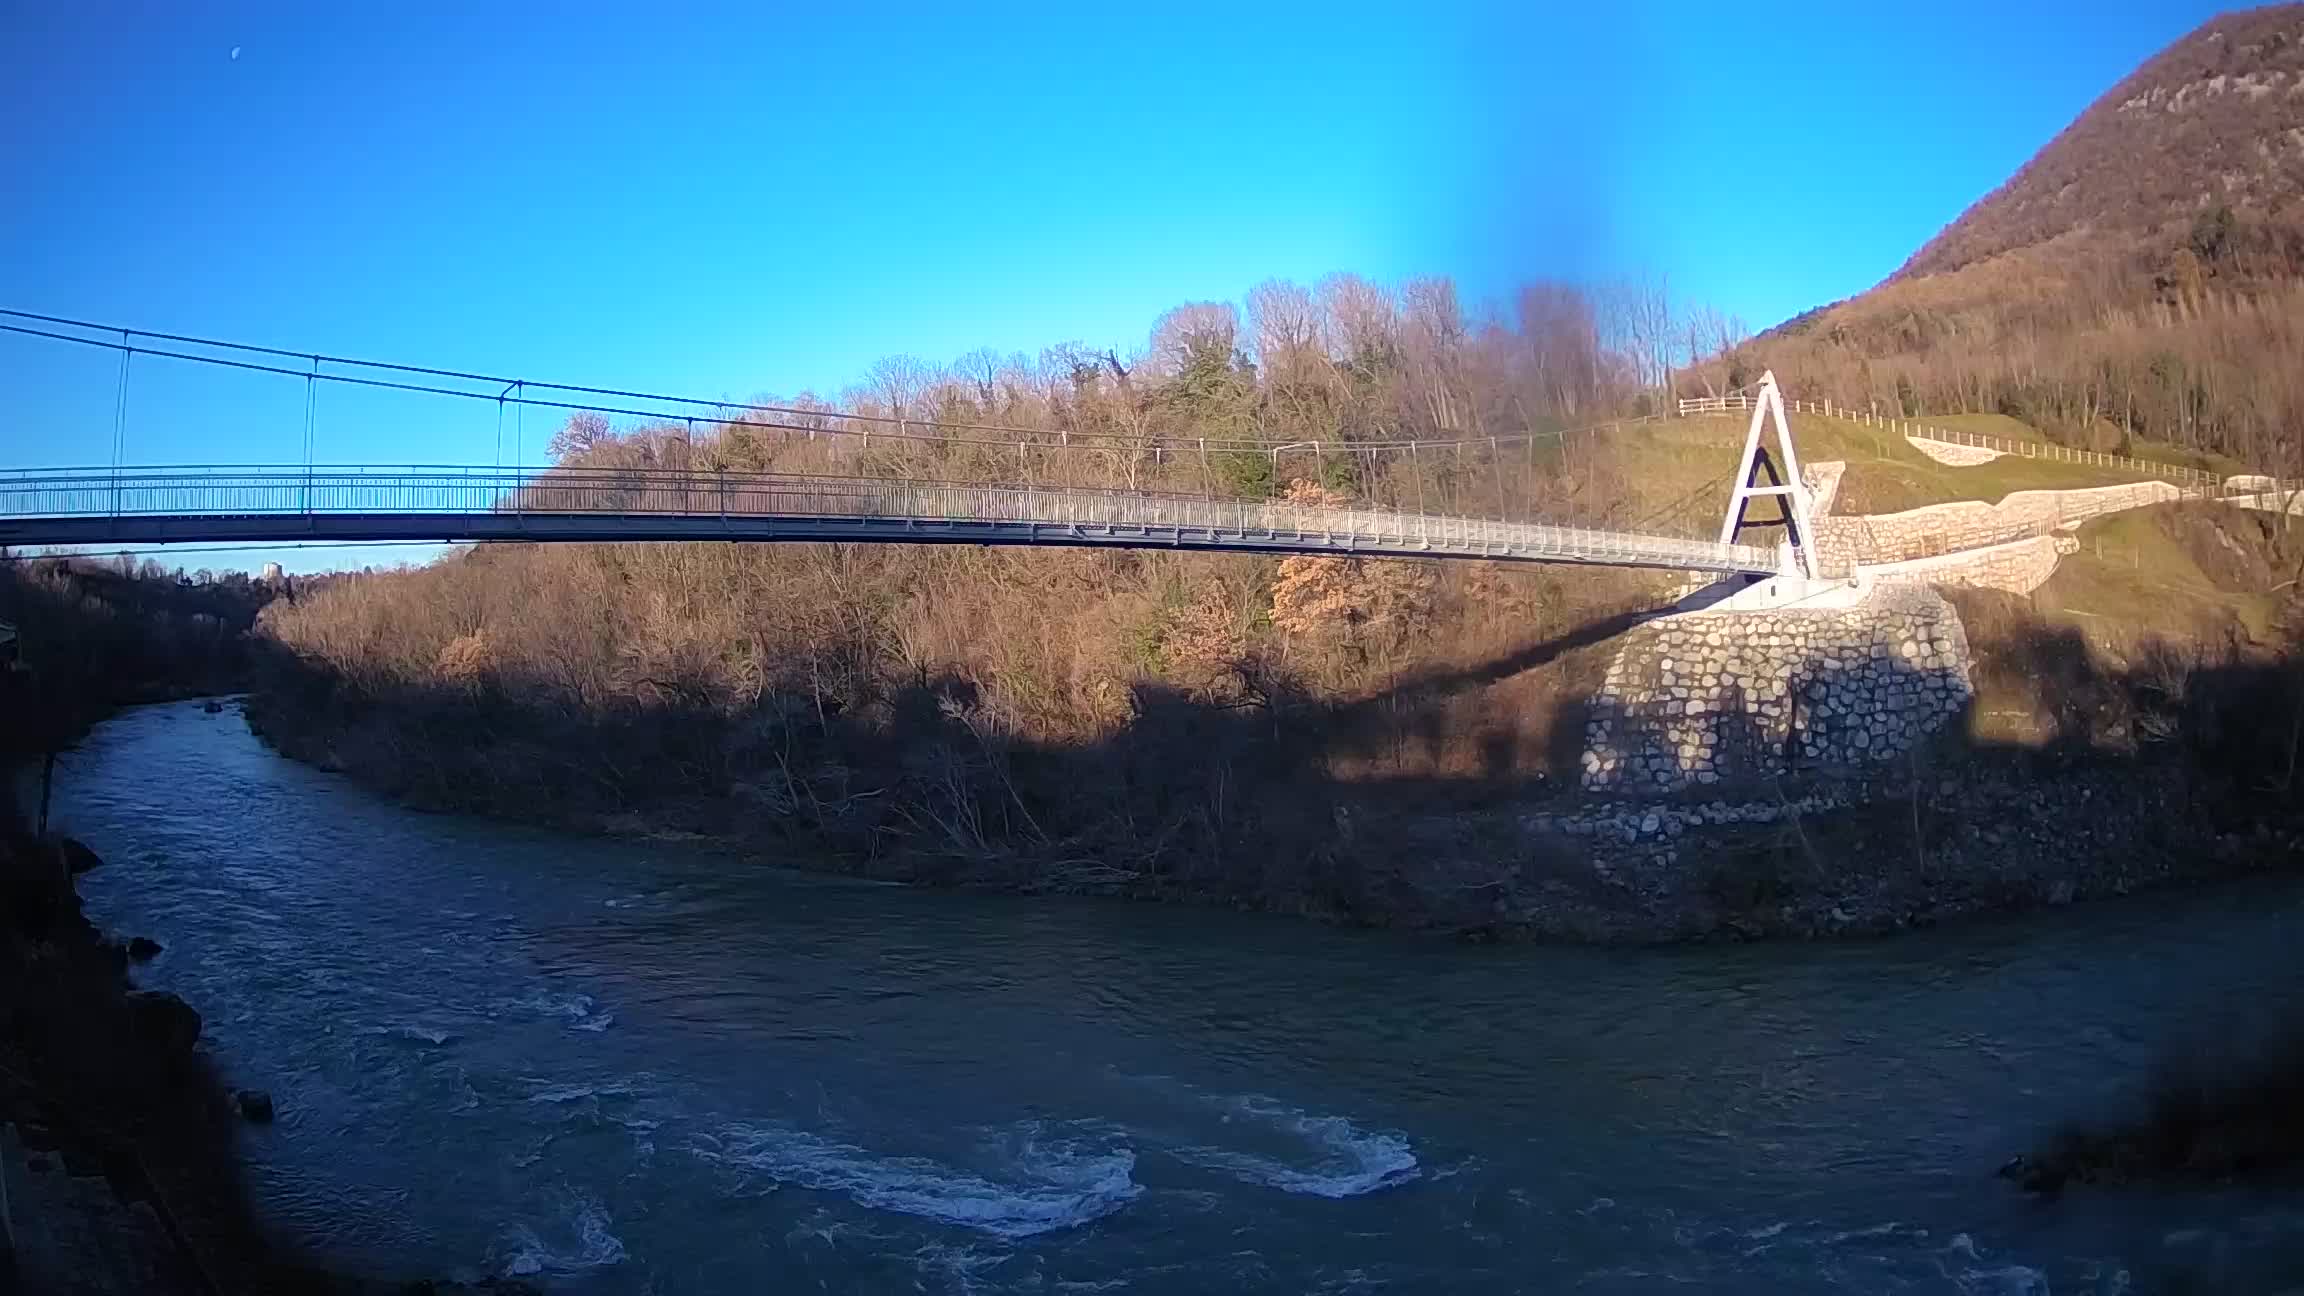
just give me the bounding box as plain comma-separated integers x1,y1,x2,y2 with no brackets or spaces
1419,756,2304,942
0,820,535,1295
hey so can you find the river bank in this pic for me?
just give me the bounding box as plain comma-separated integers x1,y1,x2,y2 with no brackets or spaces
237,489,2304,945
0,814,541,1292
0,563,543,1289
244,670,2304,945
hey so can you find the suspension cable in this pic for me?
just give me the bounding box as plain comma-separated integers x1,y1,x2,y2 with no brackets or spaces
0,310,1650,457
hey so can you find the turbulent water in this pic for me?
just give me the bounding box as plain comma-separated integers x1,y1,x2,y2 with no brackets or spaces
43,699,2304,1292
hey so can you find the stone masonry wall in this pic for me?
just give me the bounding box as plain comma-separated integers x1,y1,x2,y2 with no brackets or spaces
1907,436,2004,466
1812,480,2179,571
1803,460,1845,517
1795,462,1857,576
1581,586,1972,796
1850,481,2178,560
1866,533,2078,596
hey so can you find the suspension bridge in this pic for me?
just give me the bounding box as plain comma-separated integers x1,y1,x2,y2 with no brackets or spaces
0,312,1809,577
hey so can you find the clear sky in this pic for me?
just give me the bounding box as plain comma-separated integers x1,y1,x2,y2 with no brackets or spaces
0,0,2241,568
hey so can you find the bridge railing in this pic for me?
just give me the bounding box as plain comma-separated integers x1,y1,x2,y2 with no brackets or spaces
0,465,1779,573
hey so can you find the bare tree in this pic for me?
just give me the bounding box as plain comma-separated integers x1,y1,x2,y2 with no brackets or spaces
1147,302,1242,378
1318,272,1397,369
1518,281,1605,422
951,347,1007,415
1614,273,1676,396
1246,279,1322,382
866,355,938,424
1681,305,1752,397
1400,276,1471,434
1248,278,1333,437
548,410,612,464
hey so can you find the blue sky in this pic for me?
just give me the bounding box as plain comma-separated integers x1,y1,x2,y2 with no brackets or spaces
0,0,2238,568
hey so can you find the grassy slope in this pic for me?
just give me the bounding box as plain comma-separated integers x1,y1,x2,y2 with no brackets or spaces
1903,413,2250,479
1956,503,2303,746
1623,411,2161,526
2041,506,2294,641
1906,412,2049,444
1752,407,2294,653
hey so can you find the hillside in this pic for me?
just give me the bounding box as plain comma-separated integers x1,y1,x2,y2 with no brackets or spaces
1626,410,2162,525
1901,4,2304,282
1737,4,2304,478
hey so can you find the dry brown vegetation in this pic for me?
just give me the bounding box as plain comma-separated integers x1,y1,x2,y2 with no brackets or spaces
250,484,2304,928
252,530,1667,916
499,271,1728,538
248,273,1745,920
1720,5,2304,478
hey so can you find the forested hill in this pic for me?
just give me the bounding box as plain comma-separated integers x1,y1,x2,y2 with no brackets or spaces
1901,4,2304,282
1736,4,2304,476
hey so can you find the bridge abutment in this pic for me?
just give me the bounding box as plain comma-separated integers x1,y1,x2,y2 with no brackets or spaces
1579,586,1974,796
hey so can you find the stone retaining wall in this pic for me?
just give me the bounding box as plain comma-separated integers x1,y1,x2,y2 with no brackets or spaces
1804,460,1845,517
1816,480,2180,569
2233,492,2304,517
1907,436,2005,466
1866,533,2075,596
1581,585,1972,796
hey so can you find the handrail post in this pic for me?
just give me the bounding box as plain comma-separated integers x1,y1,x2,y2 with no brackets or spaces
301,355,319,517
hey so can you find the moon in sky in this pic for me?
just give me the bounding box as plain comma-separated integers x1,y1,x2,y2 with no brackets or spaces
230,46,241,60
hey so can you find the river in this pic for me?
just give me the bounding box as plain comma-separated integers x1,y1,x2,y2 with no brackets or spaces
39,699,2304,1292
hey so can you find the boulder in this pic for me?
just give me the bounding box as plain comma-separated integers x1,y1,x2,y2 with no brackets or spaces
60,838,103,875
125,991,202,1056
125,936,163,962
235,1089,276,1123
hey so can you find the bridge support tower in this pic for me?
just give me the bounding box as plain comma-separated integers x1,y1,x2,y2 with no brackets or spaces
1716,370,1820,580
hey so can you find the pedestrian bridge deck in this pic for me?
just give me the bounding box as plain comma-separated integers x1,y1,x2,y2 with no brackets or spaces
0,466,1780,575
